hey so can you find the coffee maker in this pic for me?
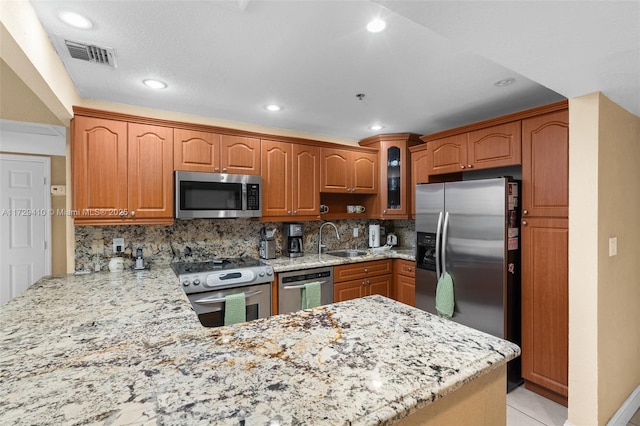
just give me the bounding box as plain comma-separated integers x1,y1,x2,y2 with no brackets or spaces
284,223,304,257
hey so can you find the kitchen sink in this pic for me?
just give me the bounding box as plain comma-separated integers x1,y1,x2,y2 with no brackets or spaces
325,250,368,258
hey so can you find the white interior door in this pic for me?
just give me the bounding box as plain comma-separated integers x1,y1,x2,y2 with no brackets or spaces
0,154,51,305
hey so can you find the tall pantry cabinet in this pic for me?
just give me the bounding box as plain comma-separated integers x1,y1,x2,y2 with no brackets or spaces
520,108,569,406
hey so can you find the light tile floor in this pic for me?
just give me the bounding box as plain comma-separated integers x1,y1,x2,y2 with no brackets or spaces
507,386,640,426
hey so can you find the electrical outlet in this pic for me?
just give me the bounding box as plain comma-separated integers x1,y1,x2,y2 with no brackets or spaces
353,227,359,237
51,185,66,196
113,238,125,254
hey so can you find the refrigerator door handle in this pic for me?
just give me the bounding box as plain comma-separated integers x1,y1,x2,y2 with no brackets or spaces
442,212,450,274
435,211,443,279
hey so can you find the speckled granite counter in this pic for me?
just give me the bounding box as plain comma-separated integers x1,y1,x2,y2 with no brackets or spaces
263,248,415,273
0,267,519,425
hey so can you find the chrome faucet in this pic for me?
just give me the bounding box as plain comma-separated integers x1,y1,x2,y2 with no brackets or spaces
318,222,340,254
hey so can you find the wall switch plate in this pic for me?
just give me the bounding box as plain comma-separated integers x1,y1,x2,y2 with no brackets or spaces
353,228,359,237
113,238,125,254
609,237,617,257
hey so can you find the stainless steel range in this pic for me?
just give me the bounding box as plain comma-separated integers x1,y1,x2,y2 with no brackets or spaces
172,257,273,327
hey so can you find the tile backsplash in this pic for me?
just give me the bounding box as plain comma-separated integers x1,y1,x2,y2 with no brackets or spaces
75,219,415,272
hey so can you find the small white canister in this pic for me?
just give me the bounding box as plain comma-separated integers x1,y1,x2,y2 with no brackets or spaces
108,257,124,272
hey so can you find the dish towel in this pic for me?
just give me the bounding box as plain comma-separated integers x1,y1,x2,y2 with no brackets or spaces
224,293,246,326
302,281,322,309
436,272,455,318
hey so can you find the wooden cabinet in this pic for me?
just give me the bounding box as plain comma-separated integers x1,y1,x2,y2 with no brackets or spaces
521,217,568,404
359,134,422,219
333,260,392,302
409,144,429,218
261,140,320,221
425,121,521,175
394,259,416,306
320,147,377,194
520,108,569,406
174,129,260,175
72,116,174,225
522,110,569,218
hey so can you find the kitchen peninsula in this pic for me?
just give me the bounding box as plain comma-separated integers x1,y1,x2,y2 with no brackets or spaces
0,267,519,425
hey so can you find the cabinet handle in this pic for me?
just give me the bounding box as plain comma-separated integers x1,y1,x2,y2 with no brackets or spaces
367,280,371,285
407,267,412,272
222,168,227,172
522,220,527,226
293,210,297,215
362,281,366,286
119,211,126,217
364,268,368,273
523,209,529,215
130,211,135,217
467,164,473,168
287,210,292,215
214,167,220,172
460,165,465,169
383,210,387,214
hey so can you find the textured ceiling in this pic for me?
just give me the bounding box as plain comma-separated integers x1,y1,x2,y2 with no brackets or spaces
29,1,638,141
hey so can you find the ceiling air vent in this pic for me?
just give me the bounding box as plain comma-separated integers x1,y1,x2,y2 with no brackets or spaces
64,40,116,67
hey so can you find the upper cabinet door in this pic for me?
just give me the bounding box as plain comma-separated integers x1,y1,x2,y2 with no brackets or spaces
410,145,429,217
261,140,292,217
522,110,569,218
320,148,350,192
428,134,467,174
174,129,220,172
72,116,128,217
292,145,320,217
351,151,377,194
467,121,521,169
220,135,261,175
128,123,174,220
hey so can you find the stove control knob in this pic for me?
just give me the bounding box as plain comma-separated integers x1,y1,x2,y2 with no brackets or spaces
193,279,201,285
259,271,265,277
182,280,190,287
266,269,273,276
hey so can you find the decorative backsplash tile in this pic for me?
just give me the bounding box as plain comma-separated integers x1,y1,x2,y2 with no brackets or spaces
74,219,415,272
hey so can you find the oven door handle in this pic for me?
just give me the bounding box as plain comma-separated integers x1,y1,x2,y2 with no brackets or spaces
282,280,327,290
193,290,262,305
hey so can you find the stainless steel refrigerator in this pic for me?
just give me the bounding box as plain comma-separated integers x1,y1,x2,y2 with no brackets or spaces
415,177,522,390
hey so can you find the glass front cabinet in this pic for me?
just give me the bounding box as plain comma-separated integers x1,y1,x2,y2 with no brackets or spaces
359,133,423,219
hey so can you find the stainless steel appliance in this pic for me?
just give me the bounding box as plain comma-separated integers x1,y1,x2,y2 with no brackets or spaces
278,267,333,314
175,171,261,219
415,177,522,390
283,223,304,257
172,257,273,327
259,227,276,260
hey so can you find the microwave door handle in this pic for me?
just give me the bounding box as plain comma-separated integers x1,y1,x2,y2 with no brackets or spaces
193,290,262,305
435,211,443,279
442,212,450,275
283,280,327,290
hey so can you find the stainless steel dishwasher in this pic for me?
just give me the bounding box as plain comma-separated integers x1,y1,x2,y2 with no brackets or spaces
278,266,333,314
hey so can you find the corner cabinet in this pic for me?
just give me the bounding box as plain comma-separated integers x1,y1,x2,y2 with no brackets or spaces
320,147,377,194
72,116,174,225
174,129,260,175
359,134,422,219
520,108,569,406
409,144,430,218
261,140,320,221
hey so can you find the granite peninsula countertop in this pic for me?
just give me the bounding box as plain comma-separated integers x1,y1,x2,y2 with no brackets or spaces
0,266,519,425
263,248,416,273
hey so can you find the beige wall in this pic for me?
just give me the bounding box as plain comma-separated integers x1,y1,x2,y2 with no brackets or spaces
569,93,640,425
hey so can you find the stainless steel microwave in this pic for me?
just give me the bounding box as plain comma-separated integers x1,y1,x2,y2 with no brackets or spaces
175,171,262,219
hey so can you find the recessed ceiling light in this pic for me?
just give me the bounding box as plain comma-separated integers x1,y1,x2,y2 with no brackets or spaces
264,104,283,112
494,78,516,87
143,79,167,89
369,124,385,131
58,11,93,29
367,19,386,33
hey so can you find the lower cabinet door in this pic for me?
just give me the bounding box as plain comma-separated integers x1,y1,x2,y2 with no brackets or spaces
521,216,569,404
395,274,415,306
334,280,365,302
367,274,392,298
